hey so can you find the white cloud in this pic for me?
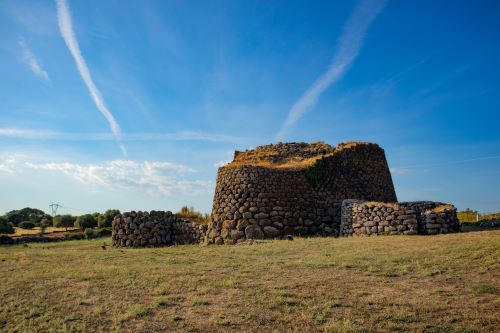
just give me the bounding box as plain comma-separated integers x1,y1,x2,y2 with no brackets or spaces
213,160,231,168
24,159,211,196
390,167,410,175
55,0,125,155
276,0,386,140
0,158,17,174
18,38,50,81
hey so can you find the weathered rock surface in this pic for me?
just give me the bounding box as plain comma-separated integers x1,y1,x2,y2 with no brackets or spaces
340,200,459,237
112,211,207,247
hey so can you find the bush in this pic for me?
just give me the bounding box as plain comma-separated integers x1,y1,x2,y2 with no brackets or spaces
94,228,112,237
75,214,97,230
98,209,120,228
66,232,84,240
83,228,94,239
40,218,52,228
0,235,14,244
177,206,209,224
18,221,35,229
0,217,14,234
53,215,76,230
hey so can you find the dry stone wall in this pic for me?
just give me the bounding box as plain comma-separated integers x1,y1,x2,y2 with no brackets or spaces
340,200,459,236
112,211,206,247
207,142,397,244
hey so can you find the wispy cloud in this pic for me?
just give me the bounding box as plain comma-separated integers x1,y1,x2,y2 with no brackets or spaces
55,0,125,155
18,38,50,81
276,0,386,140
213,160,231,168
0,127,243,143
390,167,410,175
0,157,211,197
26,160,210,196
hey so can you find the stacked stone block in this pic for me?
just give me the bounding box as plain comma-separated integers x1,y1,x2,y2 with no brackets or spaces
207,142,397,244
340,200,459,236
112,211,206,247
340,201,418,236
422,206,460,234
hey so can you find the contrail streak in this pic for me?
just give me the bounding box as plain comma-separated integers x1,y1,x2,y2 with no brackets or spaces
55,0,126,155
276,0,387,141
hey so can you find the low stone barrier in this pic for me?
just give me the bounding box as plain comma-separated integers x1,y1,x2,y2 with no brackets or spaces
340,200,459,236
112,211,206,247
421,205,460,234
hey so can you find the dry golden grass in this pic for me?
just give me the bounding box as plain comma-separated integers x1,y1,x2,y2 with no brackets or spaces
363,201,399,209
430,205,456,213
226,141,375,170
11,227,79,237
0,231,498,332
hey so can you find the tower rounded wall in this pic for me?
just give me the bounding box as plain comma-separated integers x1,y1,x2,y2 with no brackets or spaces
207,142,397,244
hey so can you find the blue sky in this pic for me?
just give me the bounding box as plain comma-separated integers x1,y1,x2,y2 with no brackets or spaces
0,0,499,215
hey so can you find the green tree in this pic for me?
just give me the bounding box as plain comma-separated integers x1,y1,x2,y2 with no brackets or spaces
53,215,76,230
4,208,46,226
98,209,120,228
0,216,14,234
18,221,35,229
39,218,52,235
75,214,97,230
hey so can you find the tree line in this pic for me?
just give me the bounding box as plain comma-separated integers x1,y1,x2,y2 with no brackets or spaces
0,207,120,234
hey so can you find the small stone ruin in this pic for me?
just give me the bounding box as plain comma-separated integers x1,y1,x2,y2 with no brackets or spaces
112,210,207,247
340,200,460,236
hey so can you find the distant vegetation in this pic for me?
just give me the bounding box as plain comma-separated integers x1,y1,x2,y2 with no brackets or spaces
458,209,500,223
176,206,210,224
1,206,211,236
0,208,121,236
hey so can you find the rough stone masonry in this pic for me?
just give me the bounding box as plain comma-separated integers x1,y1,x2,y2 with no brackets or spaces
112,141,459,247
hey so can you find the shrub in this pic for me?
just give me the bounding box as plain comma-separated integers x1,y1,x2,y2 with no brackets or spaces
0,235,14,244
66,232,84,240
176,206,209,224
305,158,324,186
94,228,112,237
75,214,97,230
0,217,14,234
53,215,76,230
18,221,35,229
98,209,120,228
40,218,52,228
83,228,94,239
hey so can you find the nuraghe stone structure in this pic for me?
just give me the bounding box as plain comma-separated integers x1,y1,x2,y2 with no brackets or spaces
206,141,399,244
112,141,460,248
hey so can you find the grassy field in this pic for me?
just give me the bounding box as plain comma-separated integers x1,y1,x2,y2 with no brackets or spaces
10,227,79,237
0,231,498,332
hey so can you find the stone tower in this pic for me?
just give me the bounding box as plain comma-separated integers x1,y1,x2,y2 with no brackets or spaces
206,141,397,244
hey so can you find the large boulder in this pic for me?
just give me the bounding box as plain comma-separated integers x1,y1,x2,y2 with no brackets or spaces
263,226,280,237
245,225,264,239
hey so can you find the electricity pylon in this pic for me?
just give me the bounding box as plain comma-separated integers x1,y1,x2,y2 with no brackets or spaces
49,203,61,217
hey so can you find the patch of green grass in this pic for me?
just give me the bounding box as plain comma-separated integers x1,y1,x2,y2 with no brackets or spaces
153,297,171,307
474,284,497,294
386,314,417,323
120,304,148,322
192,300,209,306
